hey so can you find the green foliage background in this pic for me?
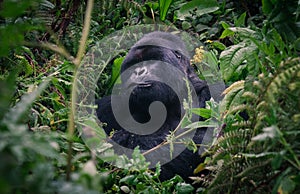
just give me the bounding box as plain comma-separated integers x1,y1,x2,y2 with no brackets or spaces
0,0,299,193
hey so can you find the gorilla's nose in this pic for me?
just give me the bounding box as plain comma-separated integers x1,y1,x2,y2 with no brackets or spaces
134,66,148,77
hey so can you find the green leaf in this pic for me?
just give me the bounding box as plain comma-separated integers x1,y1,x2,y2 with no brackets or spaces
262,0,273,15
3,78,50,128
16,55,33,76
176,0,219,20
220,28,234,39
108,56,123,89
181,21,192,30
185,120,218,129
271,154,283,170
159,0,173,21
220,21,230,29
211,41,226,50
0,24,26,57
81,117,107,139
279,176,296,193
191,108,212,119
0,0,36,18
220,42,257,81
175,182,194,193
235,12,247,27
119,175,136,184
0,71,17,121
227,27,257,38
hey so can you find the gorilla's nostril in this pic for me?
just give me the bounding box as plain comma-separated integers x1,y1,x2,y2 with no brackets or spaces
138,69,145,75
136,67,147,76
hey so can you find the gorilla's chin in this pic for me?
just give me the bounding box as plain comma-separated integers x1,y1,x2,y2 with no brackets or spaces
128,81,182,124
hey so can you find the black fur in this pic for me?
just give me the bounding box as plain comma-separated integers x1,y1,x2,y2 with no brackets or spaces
96,31,211,181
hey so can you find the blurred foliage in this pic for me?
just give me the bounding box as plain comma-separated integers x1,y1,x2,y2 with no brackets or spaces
0,0,299,193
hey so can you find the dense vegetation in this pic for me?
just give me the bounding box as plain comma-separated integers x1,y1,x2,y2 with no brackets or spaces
0,0,299,193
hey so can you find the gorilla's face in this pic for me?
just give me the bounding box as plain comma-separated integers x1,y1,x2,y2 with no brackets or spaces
120,46,190,124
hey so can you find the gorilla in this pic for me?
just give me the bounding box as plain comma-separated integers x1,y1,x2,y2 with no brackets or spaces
96,31,211,181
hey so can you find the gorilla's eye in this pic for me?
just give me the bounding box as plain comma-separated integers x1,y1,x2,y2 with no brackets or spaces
174,50,181,59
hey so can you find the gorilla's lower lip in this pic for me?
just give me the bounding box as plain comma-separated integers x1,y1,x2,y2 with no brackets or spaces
127,82,152,89
137,83,152,88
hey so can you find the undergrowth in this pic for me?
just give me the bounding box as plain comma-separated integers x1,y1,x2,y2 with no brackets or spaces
0,0,299,193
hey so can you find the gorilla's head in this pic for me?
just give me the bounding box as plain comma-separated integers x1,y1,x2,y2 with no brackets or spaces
119,32,196,124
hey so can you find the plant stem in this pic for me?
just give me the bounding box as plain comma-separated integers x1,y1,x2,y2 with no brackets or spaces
66,0,94,181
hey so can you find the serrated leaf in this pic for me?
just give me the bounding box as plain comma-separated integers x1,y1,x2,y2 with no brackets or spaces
220,42,257,81
220,80,244,113
252,126,278,141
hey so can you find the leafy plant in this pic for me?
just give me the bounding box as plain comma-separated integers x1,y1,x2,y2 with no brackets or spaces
198,6,300,193
202,57,300,193
1,0,300,193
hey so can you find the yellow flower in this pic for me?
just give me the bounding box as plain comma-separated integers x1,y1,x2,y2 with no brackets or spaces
190,46,205,64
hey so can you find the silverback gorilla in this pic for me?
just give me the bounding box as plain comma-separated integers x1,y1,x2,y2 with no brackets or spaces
96,31,211,181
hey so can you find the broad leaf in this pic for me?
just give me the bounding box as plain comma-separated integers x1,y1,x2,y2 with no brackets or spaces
159,0,173,21
176,0,219,20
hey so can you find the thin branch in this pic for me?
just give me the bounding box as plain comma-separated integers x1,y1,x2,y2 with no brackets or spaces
66,0,94,181
23,41,73,61
73,0,94,67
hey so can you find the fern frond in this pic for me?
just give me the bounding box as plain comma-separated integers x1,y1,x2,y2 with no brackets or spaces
202,57,300,193
242,91,258,100
220,80,245,115
267,62,300,103
222,80,245,95
227,104,248,115
220,42,257,82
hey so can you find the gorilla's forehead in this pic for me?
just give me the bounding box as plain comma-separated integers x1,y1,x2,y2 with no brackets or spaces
133,31,190,58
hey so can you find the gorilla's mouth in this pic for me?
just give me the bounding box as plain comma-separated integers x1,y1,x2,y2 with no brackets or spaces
137,82,152,88
127,81,153,89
